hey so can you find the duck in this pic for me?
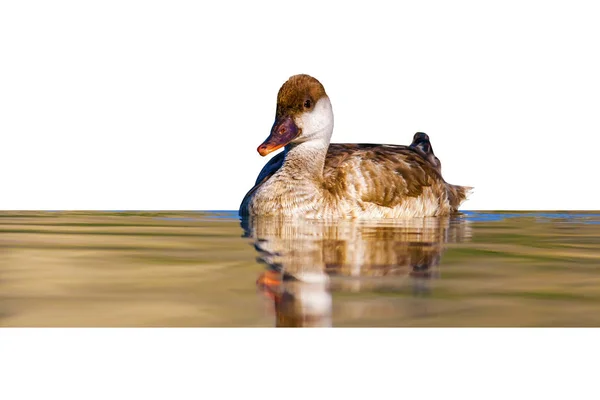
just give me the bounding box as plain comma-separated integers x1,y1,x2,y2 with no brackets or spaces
239,74,472,219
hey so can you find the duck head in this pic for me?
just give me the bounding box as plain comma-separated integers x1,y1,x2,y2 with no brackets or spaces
257,74,334,156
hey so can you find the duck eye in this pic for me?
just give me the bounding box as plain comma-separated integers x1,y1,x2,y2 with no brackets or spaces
303,99,312,109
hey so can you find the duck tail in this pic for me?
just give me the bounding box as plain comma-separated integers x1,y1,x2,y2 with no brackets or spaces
447,184,474,211
410,132,442,171
412,132,472,211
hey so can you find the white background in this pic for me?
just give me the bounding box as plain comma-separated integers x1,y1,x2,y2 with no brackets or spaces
1,1,599,210
2,328,598,400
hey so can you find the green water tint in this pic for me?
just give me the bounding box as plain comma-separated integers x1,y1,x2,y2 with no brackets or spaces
1,211,599,327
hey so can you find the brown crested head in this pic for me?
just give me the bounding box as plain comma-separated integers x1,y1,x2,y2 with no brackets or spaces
275,74,328,119
257,74,329,156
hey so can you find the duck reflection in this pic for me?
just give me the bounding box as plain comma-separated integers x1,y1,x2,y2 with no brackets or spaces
242,216,471,327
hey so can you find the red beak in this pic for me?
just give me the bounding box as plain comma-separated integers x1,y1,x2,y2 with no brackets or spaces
257,115,300,156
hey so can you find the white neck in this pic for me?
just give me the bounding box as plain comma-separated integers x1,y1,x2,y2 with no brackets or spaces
282,96,334,179
295,96,334,145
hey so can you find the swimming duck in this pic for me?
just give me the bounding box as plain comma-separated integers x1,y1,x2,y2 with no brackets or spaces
240,74,472,219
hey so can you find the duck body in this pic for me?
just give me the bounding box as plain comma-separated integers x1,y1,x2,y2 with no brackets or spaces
239,74,471,219
241,141,470,219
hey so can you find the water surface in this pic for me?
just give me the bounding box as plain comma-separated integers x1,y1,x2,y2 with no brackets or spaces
1,211,599,327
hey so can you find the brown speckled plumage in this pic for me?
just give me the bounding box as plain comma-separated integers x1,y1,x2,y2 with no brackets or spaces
239,74,472,219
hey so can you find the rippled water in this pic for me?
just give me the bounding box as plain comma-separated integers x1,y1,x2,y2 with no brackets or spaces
1,211,599,327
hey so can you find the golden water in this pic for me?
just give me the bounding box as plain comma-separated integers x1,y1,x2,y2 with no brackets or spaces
1,211,599,327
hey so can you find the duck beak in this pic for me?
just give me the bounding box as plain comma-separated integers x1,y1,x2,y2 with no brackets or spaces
257,115,300,156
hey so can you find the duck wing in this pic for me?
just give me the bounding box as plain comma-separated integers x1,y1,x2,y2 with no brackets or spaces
322,144,441,207
323,143,470,210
